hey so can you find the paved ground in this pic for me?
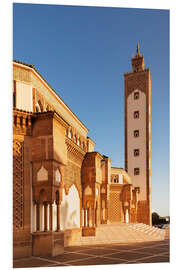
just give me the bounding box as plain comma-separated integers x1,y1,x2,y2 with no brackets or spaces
13,239,169,268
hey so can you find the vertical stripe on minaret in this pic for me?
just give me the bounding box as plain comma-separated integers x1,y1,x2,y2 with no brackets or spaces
124,44,152,225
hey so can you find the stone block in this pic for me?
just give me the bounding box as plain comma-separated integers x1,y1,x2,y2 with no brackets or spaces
82,227,96,236
32,232,64,257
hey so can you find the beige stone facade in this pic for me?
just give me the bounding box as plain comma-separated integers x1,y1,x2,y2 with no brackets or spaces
13,53,151,259
124,44,152,226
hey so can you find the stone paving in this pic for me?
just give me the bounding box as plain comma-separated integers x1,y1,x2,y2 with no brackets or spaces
71,223,166,246
13,237,169,268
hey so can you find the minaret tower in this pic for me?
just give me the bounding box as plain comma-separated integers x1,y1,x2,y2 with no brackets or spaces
124,43,152,225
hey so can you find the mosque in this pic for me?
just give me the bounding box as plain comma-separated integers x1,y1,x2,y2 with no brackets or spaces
13,45,152,258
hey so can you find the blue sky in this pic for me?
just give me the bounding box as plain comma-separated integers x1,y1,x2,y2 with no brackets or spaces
13,3,169,216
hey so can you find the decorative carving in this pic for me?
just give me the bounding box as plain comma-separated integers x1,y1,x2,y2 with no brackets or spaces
84,185,92,195
55,168,61,183
64,161,81,189
101,187,106,193
13,140,24,230
66,137,86,166
37,166,48,182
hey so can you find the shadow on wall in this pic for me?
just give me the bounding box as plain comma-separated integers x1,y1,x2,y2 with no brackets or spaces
60,184,80,230
61,201,68,229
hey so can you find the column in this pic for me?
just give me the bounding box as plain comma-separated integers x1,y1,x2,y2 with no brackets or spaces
33,203,37,232
95,207,98,226
105,208,108,223
36,203,40,231
44,202,48,232
56,203,60,231
87,208,90,227
84,208,87,227
40,204,44,231
16,115,21,128
82,209,84,228
89,207,92,227
49,203,53,231
91,208,95,227
101,208,103,223
28,116,32,127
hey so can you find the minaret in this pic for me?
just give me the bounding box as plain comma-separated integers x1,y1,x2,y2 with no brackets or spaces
124,43,152,225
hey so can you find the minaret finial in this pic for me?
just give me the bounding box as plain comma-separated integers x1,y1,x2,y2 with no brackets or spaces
136,42,140,55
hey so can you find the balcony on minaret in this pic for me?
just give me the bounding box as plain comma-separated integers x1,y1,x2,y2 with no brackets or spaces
131,43,145,73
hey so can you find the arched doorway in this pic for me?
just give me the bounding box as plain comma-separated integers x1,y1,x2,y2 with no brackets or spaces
60,184,80,230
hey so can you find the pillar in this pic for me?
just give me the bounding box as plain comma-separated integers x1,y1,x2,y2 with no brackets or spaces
95,207,98,226
28,116,32,127
49,203,53,231
56,203,60,231
44,202,48,232
82,208,84,228
33,203,37,232
16,115,21,128
105,208,108,223
87,208,90,227
84,208,87,227
36,203,40,231
93,208,95,227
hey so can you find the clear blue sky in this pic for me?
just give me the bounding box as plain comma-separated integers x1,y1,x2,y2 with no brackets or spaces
13,3,169,216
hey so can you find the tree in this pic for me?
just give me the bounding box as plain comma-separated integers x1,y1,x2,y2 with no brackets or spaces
152,212,160,225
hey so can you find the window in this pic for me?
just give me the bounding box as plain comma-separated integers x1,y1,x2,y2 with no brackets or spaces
134,91,139,100
74,135,77,143
113,176,119,183
134,130,139,137
134,168,140,175
134,111,139,119
35,104,40,112
13,80,16,107
68,130,72,139
77,137,80,146
38,100,43,112
134,149,140,156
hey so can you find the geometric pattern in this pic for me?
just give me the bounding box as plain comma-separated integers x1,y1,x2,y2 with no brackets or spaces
13,140,24,230
108,192,122,222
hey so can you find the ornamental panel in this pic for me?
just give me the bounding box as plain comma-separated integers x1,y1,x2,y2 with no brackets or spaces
13,140,24,230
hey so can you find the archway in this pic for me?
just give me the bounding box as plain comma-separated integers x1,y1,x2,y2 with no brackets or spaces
60,184,80,230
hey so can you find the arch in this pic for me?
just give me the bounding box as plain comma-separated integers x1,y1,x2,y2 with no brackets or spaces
35,103,40,112
46,104,50,111
60,184,80,230
68,129,72,139
77,136,80,146
37,165,48,182
84,185,92,196
55,168,61,183
74,135,77,144
38,100,44,112
101,187,105,193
